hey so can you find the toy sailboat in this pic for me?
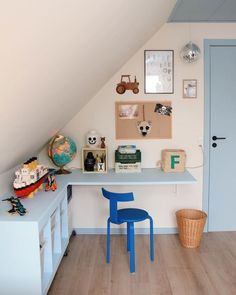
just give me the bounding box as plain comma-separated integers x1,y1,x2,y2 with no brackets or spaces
13,157,48,198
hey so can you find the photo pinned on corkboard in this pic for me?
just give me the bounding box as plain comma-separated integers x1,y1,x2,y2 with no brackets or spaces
115,101,172,139
154,103,172,116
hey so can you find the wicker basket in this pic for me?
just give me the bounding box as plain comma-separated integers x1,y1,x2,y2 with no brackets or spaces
176,209,207,248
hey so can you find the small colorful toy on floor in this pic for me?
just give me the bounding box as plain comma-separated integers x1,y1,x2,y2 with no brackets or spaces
2,197,27,216
45,174,57,192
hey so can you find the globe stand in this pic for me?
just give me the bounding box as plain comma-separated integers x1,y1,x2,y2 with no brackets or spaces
56,167,71,175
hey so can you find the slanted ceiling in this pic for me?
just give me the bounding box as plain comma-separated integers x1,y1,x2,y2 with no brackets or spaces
0,0,175,174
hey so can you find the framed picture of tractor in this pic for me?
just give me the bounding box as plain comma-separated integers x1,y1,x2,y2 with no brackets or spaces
144,50,174,94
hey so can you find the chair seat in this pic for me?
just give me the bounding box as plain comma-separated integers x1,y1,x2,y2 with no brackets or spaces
117,208,149,223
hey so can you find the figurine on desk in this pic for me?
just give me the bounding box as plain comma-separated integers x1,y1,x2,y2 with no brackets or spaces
2,197,27,216
45,174,57,192
100,137,106,148
84,152,96,171
95,153,106,172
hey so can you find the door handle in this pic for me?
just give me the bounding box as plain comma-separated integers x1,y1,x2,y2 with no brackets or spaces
212,136,226,141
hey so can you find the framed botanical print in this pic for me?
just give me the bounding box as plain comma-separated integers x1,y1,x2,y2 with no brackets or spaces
144,50,174,94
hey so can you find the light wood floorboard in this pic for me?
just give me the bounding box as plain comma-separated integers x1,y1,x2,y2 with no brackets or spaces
48,233,236,295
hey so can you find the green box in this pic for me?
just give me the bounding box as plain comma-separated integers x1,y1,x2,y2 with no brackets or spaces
115,150,141,164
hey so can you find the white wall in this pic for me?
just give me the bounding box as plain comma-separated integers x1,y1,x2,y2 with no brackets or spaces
39,23,236,230
0,169,16,196
0,0,175,175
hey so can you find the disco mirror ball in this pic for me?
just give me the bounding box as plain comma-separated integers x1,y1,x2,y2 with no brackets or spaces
180,42,201,63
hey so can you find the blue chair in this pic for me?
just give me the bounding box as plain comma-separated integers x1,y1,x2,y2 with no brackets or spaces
101,187,154,273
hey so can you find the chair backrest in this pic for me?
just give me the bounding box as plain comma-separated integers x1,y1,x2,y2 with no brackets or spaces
101,188,134,223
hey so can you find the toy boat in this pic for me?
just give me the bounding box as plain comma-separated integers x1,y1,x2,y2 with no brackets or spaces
13,157,48,198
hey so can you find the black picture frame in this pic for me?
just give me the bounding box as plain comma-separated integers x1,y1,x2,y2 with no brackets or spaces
144,50,174,94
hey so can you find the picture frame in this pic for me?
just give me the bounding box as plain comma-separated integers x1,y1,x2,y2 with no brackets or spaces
144,50,174,94
183,79,197,98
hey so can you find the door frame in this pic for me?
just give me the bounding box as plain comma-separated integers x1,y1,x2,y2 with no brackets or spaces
203,39,236,231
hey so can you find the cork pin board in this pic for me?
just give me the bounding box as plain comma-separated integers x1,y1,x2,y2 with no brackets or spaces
115,101,172,139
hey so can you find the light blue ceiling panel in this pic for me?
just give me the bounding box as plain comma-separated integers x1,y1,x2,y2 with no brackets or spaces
169,0,236,22
210,0,236,21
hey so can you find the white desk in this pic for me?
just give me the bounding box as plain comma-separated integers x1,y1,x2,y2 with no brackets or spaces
62,168,196,185
0,168,196,295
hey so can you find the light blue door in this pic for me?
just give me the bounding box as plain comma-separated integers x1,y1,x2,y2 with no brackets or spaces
206,41,236,231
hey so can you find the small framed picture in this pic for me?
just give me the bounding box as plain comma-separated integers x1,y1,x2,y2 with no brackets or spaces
183,79,197,98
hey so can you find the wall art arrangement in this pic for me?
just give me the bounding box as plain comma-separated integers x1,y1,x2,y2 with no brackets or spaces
183,79,197,98
115,101,172,139
144,50,174,94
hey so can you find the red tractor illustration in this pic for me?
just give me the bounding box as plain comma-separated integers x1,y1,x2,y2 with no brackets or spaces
116,75,139,94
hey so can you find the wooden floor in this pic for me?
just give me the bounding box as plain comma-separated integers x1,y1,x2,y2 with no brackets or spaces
49,232,236,295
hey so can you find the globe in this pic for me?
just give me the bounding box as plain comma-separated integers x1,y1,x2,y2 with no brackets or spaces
48,134,77,174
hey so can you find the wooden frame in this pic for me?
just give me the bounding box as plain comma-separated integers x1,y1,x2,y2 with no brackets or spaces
115,101,172,139
82,148,107,173
144,50,174,94
183,79,197,98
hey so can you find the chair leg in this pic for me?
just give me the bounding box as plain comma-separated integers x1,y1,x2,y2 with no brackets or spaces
129,222,135,273
106,219,111,263
127,222,130,252
149,216,154,261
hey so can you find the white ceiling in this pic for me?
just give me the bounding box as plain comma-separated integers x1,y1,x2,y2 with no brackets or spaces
0,0,175,174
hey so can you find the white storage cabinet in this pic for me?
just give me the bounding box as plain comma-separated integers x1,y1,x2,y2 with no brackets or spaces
0,186,70,295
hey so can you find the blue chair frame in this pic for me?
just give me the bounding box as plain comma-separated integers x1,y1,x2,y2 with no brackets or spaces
102,188,154,273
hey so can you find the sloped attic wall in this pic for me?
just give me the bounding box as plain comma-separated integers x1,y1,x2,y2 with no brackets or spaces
39,22,236,229
0,0,175,178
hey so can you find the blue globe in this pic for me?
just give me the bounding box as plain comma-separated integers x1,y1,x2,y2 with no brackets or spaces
49,135,77,169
